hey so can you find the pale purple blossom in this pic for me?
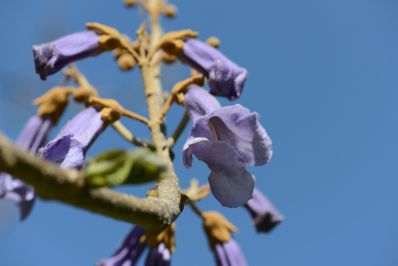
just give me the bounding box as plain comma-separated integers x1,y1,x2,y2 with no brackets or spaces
0,115,52,220
40,107,106,169
145,243,171,266
98,226,146,266
213,239,247,266
245,188,283,233
183,85,272,207
181,39,248,100
33,31,101,80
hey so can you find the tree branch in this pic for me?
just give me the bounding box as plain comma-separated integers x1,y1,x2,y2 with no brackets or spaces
0,133,183,232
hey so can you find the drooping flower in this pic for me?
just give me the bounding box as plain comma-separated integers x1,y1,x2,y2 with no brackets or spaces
98,225,175,266
214,239,247,266
40,107,107,169
183,85,272,207
33,31,102,80
97,226,146,266
244,188,283,233
181,39,248,100
202,211,247,266
145,243,172,266
0,115,52,220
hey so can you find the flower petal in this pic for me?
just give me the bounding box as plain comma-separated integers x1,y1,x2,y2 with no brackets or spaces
40,134,84,169
191,141,255,207
184,85,221,122
223,239,248,266
208,104,272,166
245,188,283,233
58,107,105,148
182,39,247,100
33,31,101,80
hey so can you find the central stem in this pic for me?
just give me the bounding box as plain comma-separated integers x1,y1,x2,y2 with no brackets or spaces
140,0,181,223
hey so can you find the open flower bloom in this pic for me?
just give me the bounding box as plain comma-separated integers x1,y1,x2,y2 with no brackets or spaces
245,188,283,233
203,212,247,266
183,85,272,207
33,31,101,80
0,115,52,220
98,226,146,266
181,39,248,100
145,243,171,266
40,107,106,169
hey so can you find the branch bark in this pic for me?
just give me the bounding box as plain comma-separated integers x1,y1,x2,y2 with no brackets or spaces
0,133,183,232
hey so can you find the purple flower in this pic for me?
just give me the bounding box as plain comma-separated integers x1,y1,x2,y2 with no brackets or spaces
33,31,101,80
145,243,171,266
213,239,247,266
40,107,106,169
98,226,146,266
245,188,283,233
0,115,52,220
183,85,272,207
181,39,248,100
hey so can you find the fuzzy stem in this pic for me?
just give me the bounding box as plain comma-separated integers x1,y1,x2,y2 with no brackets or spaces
138,0,182,225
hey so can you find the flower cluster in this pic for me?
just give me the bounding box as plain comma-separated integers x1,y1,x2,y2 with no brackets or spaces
0,2,285,265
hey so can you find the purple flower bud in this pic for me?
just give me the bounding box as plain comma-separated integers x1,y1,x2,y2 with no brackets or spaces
0,115,52,220
183,85,272,207
33,31,101,80
213,239,247,266
245,188,283,233
145,243,171,266
181,39,248,100
40,107,106,169
98,226,146,266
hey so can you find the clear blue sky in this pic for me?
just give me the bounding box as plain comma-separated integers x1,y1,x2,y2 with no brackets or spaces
1,0,398,265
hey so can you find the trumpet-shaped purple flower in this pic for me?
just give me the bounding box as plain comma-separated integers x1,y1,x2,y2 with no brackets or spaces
183,85,272,207
145,243,171,266
0,115,52,220
245,188,283,233
98,226,146,266
40,107,106,169
181,39,248,100
33,31,101,80
213,239,247,266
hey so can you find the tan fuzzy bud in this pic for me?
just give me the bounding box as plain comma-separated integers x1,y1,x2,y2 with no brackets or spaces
34,87,72,124
123,0,137,7
202,211,237,248
163,5,177,17
145,224,176,253
207,37,220,48
117,53,136,71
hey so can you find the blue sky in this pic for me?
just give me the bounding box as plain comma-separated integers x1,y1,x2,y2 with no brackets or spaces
1,0,398,265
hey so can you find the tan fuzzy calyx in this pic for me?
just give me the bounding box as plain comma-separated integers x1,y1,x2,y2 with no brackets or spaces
145,224,176,253
88,97,124,123
123,0,137,7
117,53,136,70
73,87,98,104
162,5,177,17
34,87,72,124
207,37,220,48
202,212,237,248
183,179,210,202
